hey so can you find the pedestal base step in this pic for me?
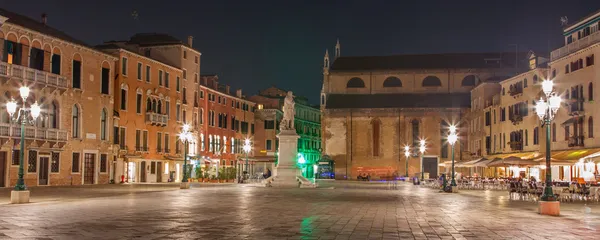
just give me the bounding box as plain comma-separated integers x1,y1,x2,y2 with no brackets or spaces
11,190,30,204
539,201,560,216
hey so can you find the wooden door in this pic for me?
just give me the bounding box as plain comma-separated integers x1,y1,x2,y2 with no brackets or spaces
84,153,95,184
140,161,146,182
423,157,438,179
0,151,6,187
38,156,49,185
156,162,162,183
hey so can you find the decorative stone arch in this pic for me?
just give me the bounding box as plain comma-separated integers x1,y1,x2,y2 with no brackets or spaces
533,74,538,84
42,43,52,52
461,75,478,86
120,83,129,91
31,39,43,50
422,76,442,87
72,52,83,62
158,93,165,100
346,77,365,88
146,89,153,96
383,76,402,87
6,32,18,42
136,88,143,94
18,35,30,46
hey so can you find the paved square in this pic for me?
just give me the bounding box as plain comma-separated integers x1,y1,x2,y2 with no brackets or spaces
0,182,599,239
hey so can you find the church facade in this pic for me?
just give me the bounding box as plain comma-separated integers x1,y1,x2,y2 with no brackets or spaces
320,40,528,180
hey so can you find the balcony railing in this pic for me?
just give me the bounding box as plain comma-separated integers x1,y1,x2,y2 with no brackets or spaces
509,141,523,151
569,99,584,115
145,112,168,126
0,62,68,89
135,146,149,152
568,136,584,147
509,115,523,124
0,123,67,141
551,31,600,61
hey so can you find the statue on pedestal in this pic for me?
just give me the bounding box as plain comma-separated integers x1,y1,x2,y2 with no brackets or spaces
280,91,295,131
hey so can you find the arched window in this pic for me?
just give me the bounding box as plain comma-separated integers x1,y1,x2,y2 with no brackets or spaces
371,119,381,157
152,99,157,113
525,130,528,146
157,100,163,114
552,123,556,142
461,75,477,86
589,117,594,138
49,101,58,129
72,105,80,138
533,75,538,84
502,88,505,95
383,77,402,87
321,94,325,105
524,78,528,88
552,69,556,78
533,127,539,145
411,119,419,147
146,98,152,112
422,76,442,87
346,77,365,88
120,84,128,110
101,108,107,140
589,82,594,101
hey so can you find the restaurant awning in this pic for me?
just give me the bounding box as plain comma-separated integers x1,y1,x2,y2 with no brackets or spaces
485,151,541,161
533,148,600,163
472,159,496,167
456,157,487,167
487,157,538,167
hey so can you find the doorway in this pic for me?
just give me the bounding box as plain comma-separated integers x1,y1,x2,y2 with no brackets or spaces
140,161,147,182
38,156,49,186
156,162,162,183
0,151,6,187
422,157,438,179
84,153,96,184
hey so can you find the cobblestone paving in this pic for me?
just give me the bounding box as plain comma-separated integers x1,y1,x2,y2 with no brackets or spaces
0,182,599,239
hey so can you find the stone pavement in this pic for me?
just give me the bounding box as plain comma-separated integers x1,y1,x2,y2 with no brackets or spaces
0,181,598,239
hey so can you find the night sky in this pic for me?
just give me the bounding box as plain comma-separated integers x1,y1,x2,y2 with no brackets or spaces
1,0,599,104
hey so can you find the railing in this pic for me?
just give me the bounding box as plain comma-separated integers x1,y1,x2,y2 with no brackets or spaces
569,99,584,115
145,112,168,126
510,115,523,124
551,31,600,61
509,87,523,96
0,123,67,141
119,145,127,150
509,141,523,151
569,136,584,147
157,147,162,153
0,62,68,89
135,146,149,152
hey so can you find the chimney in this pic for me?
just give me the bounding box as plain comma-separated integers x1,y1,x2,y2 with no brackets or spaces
226,85,230,94
41,13,47,25
236,89,242,98
187,36,193,48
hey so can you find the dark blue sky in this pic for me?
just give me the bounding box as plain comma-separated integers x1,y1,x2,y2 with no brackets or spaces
1,0,599,103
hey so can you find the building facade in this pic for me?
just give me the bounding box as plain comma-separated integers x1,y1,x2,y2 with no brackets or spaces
0,9,117,187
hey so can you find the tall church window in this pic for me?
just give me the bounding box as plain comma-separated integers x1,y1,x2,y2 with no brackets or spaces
411,119,419,147
372,119,381,157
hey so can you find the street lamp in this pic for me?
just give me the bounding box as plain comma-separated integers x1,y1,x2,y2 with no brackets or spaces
404,145,410,177
419,139,426,182
242,138,251,179
179,123,194,188
536,79,561,202
7,86,41,203
448,125,458,191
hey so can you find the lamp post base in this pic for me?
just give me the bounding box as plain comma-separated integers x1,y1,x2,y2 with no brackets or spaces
10,190,30,204
451,186,458,193
180,182,191,189
539,201,560,216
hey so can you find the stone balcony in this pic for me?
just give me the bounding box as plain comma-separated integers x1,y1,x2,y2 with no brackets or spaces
0,123,68,142
145,112,168,126
0,62,69,90
551,31,600,61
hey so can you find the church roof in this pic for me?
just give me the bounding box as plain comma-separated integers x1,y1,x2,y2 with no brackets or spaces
325,93,470,109
330,52,529,71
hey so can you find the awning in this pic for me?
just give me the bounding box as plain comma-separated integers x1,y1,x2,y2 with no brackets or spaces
487,157,538,167
561,116,584,126
237,156,276,163
534,148,600,162
473,159,496,167
485,151,541,161
456,158,487,167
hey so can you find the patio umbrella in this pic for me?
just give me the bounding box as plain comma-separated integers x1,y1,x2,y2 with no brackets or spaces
487,156,537,167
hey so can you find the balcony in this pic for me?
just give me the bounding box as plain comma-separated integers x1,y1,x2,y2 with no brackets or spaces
0,62,68,91
552,31,600,61
568,136,584,147
569,99,584,116
145,112,168,126
164,148,170,154
509,141,523,151
510,115,523,125
509,87,523,97
0,123,67,142
135,146,149,152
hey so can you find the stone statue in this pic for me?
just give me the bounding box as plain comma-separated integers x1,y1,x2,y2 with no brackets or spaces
280,91,295,131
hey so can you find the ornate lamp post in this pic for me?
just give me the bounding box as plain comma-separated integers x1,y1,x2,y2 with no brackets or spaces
536,79,561,202
242,138,251,181
7,86,41,204
448,125,458,192
419,139,426,182
179,124,194,189
404,145,410,177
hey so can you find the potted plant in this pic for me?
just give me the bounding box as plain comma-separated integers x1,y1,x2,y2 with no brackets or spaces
203,167,210,182
195,165,203,182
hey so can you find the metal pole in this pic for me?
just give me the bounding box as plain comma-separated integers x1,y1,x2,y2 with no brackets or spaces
405,155,409,177
451,144,456,187
14,117,26,191
541,117,555,201
420,153,424,182
182,140,189,182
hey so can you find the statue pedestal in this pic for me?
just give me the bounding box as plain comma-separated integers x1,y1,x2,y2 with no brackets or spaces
270,130,301,188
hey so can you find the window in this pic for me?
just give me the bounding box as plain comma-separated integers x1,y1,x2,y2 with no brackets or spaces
485,111,491,126
422,76,442,87
195,56,199,64
72,59,82,89
165,72,170,88
346,77,365,88
175,139,181,154
101,67,110,94
194,73,198,83
151,162,156,174
533,127,539,145
119,127,126,149
589,83,594,101
159,70,163,86
383,77,402,87
113,126,119,145
72,152,80,173
72,105,80,138
145,65,151,82
121,57,128,75
194,91,198,107
176,76,180,92
183,88,187,104
51,152,60,173
589,117,594,138
525,130,528,146
372,119,380,157
502,88,505,95
411,119,419,147
100,154,107,173
49,101,58,129
157,132,162,152
183,69,187,79
533,75,538,84
120,84,128,110
264,120,275,129
101,108,107,140
552,69,556,78
137,62,142,80
461,75,477,87
565,64,570,74
266,140,272,150
165,133,170,152
136,129,141,149
183,50,187,59
251,123,254,134
586,54,595,66
524,78,528,88
166,101,170,119
176,103,181,121
12,150,19,165
565,125,570,141
27,150,37,173
143,130,148,151
136,92,142,114
183,110,187,124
